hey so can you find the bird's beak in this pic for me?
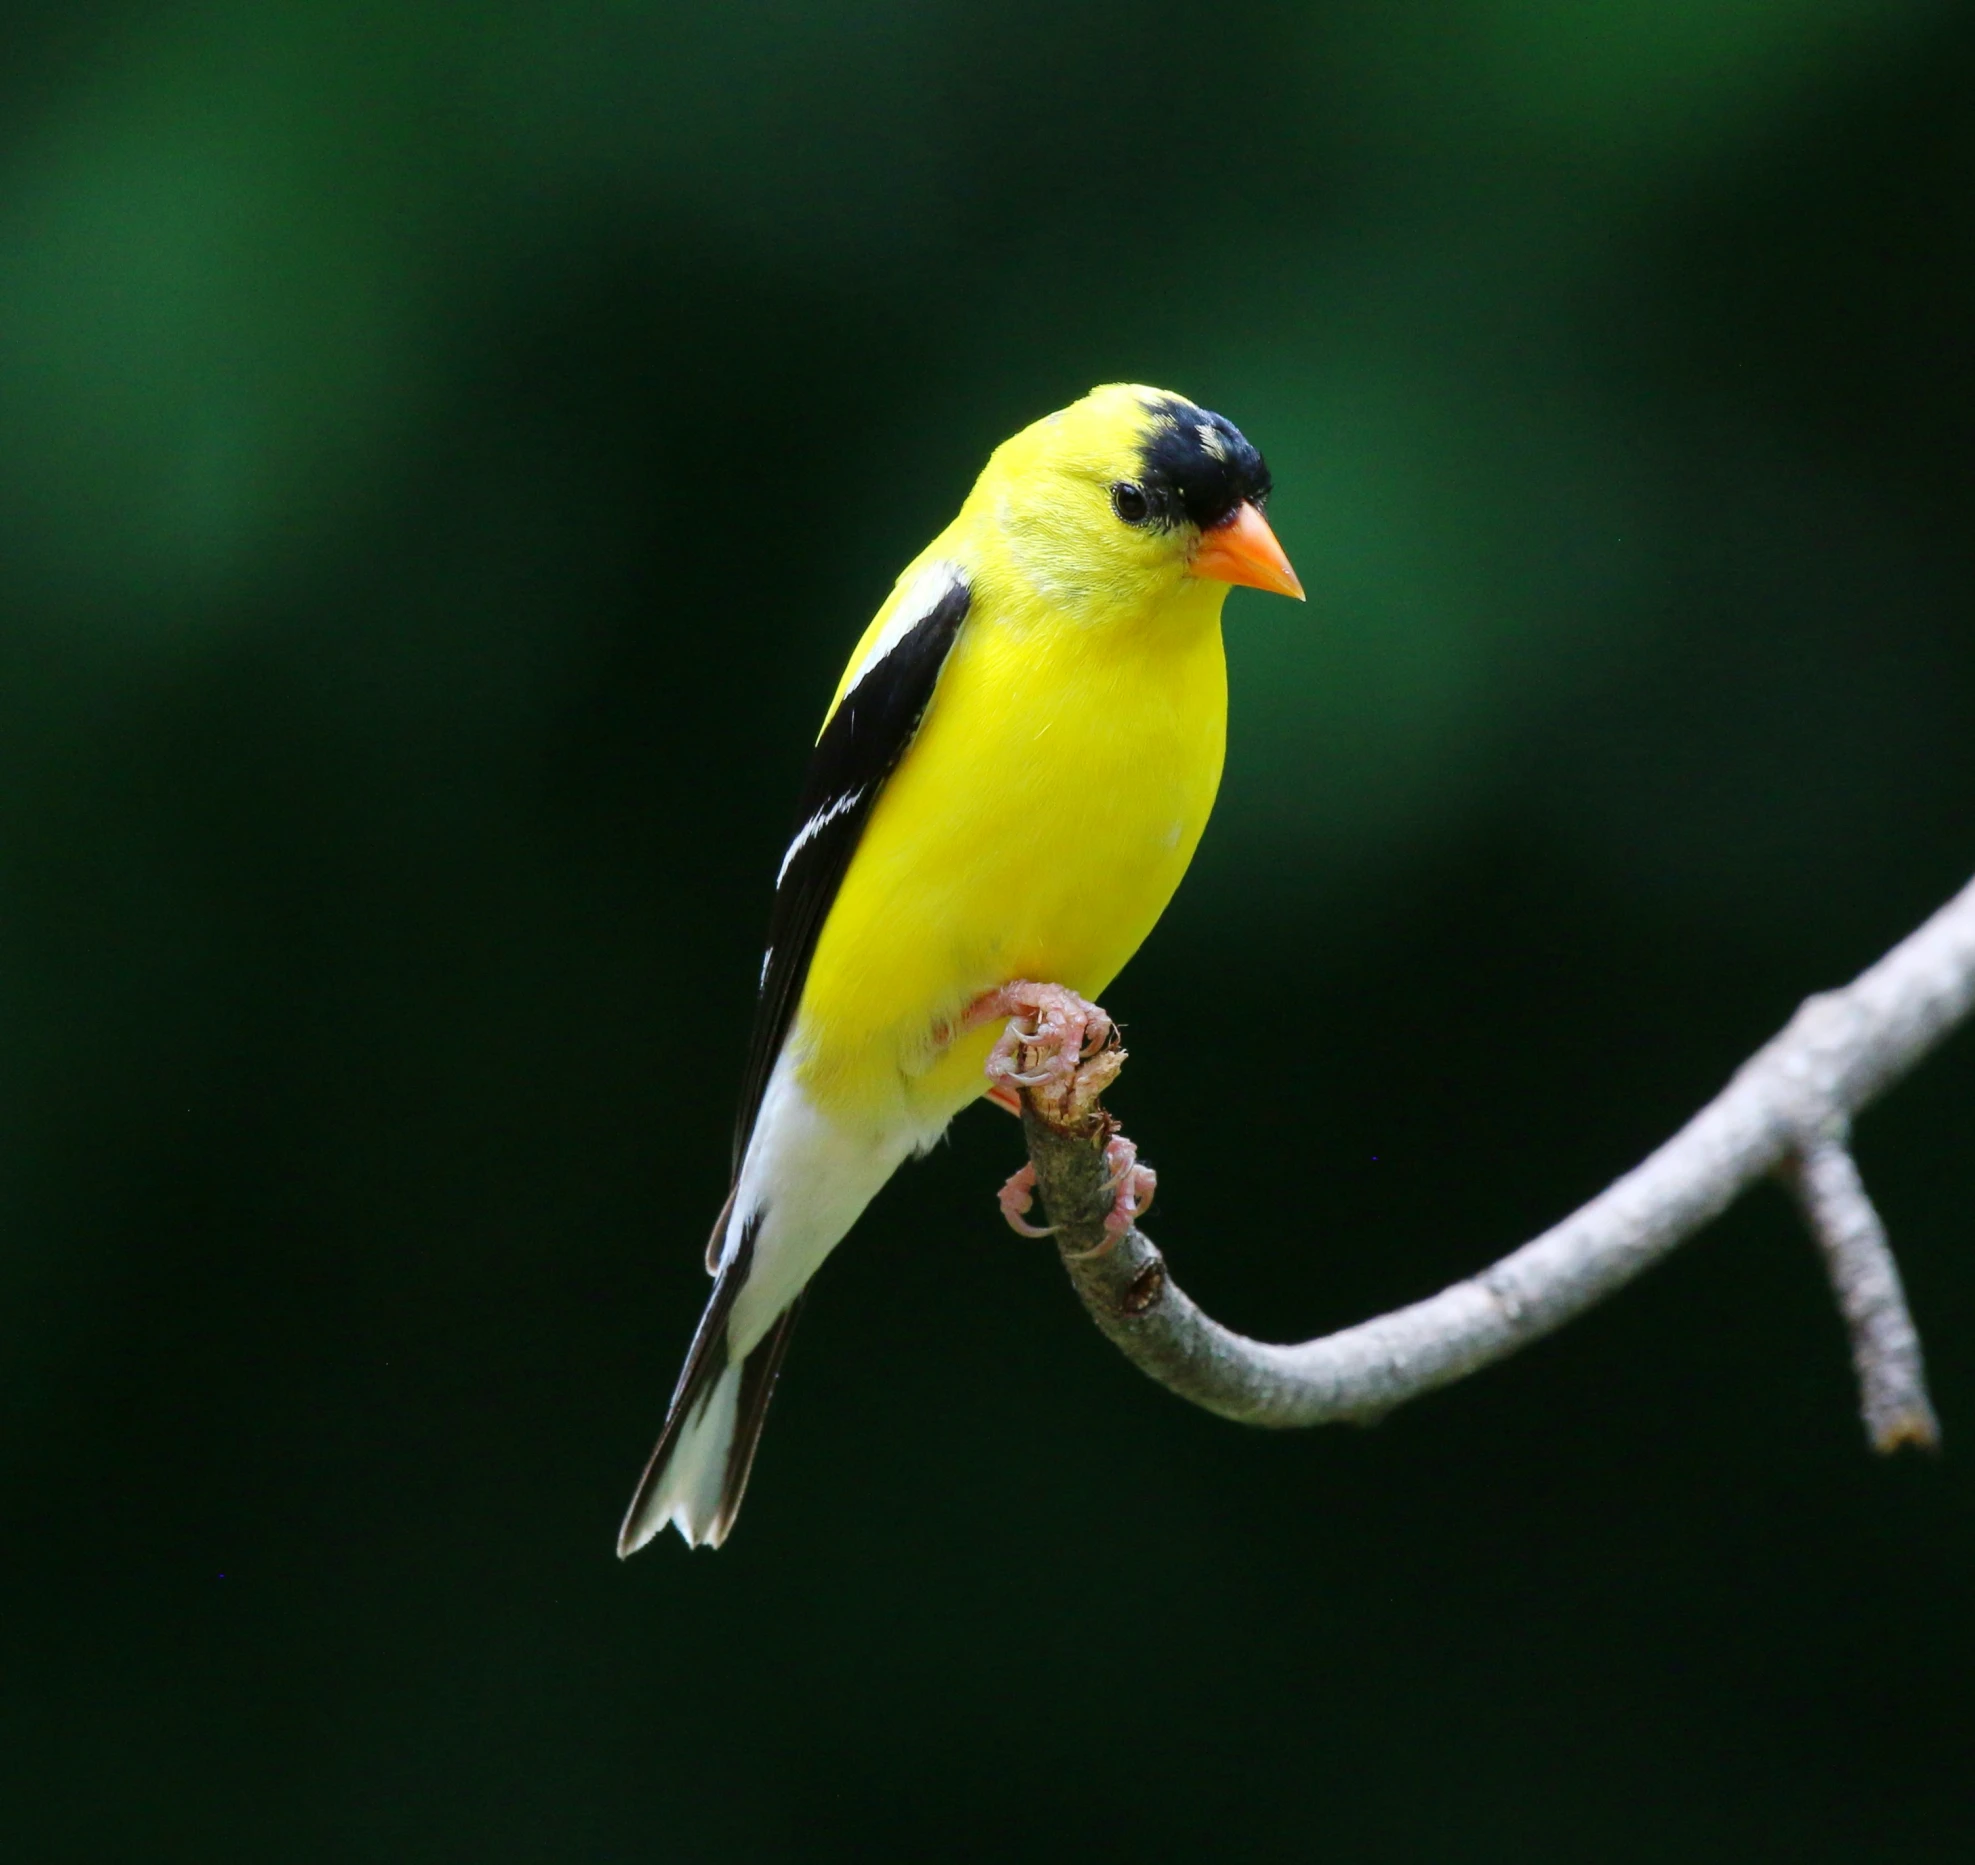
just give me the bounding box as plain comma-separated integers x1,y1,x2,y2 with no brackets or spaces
1188,501,1305,600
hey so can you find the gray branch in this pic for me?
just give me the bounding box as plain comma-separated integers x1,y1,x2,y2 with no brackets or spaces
1016,871,1975,1444
1781,1137,1940,1452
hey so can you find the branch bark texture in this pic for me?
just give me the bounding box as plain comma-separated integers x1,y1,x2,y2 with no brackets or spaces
1017,872,1975,1442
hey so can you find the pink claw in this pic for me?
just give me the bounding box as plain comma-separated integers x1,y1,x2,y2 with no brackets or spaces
997,1162,1056,1238
975,980,1151,1255
1110,1160,1157,1233
971,981,1121,1123
1059,1137,1157,1261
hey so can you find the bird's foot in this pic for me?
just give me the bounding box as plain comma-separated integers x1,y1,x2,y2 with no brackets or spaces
999,1133,1155,1252
1062,1134,1158,1260
1102,1133,1156,1231
997,1162,1055,1238
973,981,1144,1250
968,980,1122,1128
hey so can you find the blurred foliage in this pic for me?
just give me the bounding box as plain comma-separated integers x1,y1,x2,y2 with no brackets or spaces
2,2,1972,1859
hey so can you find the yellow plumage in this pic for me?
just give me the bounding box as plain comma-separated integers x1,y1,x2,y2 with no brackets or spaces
800,387,1234,1130
619,381,1300,1553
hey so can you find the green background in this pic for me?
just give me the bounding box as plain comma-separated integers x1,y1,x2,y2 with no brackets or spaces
4,2,1973,1858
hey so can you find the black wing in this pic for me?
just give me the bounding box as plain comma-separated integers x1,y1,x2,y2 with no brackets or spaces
731,568,972,1170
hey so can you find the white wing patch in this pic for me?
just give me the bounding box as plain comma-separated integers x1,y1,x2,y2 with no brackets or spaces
843,558,965,700
776,786,866,888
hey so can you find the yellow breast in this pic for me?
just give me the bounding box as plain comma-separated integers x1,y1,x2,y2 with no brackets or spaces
790,557,1229,1132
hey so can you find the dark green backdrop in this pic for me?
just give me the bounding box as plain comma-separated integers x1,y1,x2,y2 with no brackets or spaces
4,3,1972,1859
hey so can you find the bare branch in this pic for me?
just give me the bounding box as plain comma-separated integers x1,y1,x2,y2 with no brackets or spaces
1014,871,1975,1441
1781,1137,1940,1453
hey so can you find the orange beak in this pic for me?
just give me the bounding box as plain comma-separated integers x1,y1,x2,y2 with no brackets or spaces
1187,501,1305,600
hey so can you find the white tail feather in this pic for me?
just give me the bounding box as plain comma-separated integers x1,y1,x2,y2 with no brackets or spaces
621,1361,743,1554
618,1055,933,1556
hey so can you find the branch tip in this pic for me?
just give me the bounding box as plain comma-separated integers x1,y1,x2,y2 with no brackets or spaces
1780,1139,1941,1456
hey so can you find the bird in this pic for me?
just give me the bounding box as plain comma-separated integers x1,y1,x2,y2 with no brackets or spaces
617,382,1303,1554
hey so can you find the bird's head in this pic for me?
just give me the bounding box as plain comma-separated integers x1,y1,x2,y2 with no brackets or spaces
974,383,1303,613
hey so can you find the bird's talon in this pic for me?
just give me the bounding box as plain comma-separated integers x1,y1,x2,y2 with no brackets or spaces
972,980,1125,1128
1099,1134,1137,1194
997,1162,1057,1238
1098,1136,1156,1234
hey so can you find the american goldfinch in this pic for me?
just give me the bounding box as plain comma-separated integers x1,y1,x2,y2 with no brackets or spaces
618,383,1302,1554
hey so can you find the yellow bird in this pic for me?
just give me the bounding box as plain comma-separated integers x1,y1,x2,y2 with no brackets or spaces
618,383,1302,1553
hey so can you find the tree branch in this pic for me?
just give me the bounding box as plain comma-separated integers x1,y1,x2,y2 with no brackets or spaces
1781,1137,1940,1452
1014,872,1975,1443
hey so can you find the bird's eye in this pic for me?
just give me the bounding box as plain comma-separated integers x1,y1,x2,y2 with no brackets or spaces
1111,482,1150,525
